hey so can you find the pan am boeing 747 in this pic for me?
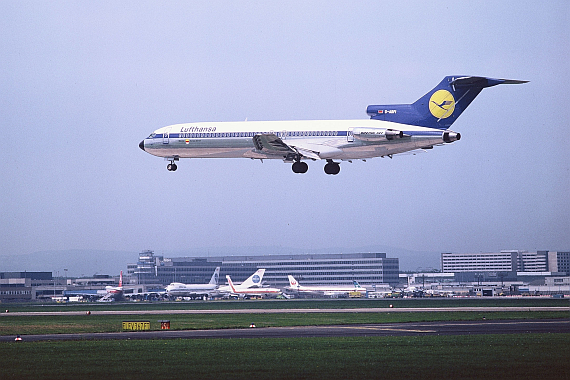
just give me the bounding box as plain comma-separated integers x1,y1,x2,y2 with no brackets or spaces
139,76,526,175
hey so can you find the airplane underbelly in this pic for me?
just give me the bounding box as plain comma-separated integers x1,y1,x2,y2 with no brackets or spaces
145,139,256,158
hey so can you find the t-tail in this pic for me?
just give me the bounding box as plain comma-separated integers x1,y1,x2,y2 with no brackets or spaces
366,76,528,130
209,267,221,286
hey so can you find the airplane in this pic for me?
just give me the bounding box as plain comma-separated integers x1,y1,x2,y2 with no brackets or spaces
99,270,124,302
225,274,281,298
216,268,266,296
287,275,366,297
64,271,125,302
139,76,527,174
165,267,220,300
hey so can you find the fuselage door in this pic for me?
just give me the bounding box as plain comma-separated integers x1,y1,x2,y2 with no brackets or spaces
163,127,171,144
347,127,354,142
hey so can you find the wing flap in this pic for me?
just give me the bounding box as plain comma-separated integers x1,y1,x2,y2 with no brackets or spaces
253,134,295,155
289,141,343,160
253,134,343,160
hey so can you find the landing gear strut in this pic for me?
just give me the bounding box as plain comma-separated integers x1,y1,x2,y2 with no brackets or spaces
324,160,340,175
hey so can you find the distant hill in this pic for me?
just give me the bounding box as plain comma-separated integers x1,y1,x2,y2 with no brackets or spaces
0,246,441,277
0,250,138,277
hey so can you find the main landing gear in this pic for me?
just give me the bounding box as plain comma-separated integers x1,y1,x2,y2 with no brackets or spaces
324,160,340,175
291,159,341,175
292,161,308,174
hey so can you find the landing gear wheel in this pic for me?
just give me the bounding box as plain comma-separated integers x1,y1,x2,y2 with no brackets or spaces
167,163,178,171
324,161,340,175
292,161,308,174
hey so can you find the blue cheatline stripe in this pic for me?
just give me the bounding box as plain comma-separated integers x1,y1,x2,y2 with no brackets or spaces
153,130,442,139
155,131,352,139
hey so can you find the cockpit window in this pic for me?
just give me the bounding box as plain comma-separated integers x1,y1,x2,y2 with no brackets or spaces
147,133,156,139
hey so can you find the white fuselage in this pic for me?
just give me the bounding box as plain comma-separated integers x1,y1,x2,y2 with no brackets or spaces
165,283,218,297
289,284,366,295
227,286,281,296
141,119,455,161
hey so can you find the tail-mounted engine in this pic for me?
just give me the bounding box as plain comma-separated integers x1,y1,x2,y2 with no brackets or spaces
443,131,461,143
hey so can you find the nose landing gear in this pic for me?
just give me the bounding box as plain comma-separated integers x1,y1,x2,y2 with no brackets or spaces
166,157,179,171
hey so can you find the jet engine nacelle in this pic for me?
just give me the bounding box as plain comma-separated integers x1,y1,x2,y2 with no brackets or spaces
443,131,461,143
352,128,404,141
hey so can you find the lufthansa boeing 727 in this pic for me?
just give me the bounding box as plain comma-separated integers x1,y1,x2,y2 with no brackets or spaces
139,76,526,175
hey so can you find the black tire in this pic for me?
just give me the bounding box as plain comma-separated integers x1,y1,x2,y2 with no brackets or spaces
292,161,308,173
324,162,340,175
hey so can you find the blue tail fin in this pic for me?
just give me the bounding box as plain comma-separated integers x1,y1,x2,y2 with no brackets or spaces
366,76,527,130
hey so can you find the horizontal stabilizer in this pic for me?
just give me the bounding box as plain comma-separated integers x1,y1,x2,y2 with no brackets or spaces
450,76,528,88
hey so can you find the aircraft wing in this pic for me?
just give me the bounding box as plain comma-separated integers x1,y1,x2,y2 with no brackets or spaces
253,133,341,160
288,141,342,160
253,133,295,155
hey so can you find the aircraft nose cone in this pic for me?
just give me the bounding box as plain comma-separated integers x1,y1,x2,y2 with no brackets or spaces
139,140,145,151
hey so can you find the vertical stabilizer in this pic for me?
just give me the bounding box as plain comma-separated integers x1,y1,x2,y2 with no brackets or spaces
239,269,265,289
226,275,237,293
367,76,528,129
209,267,221,286
288,275,299,288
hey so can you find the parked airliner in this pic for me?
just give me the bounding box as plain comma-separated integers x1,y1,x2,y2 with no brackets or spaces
287,275,366,297
226,275,281,298
165,267,220,299
217,268,266,296
139,76,526,174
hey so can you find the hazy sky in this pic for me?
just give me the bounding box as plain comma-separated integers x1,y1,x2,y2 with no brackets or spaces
1,1,569,262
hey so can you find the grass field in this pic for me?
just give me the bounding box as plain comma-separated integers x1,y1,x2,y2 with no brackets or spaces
1,298,568,335
1,334,569,380
0,311,567,336
1,298,568,379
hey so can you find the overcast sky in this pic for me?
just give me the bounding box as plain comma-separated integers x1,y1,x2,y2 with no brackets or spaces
1,1,569,264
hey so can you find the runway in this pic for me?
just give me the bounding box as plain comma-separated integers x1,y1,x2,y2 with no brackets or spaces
2,306,568,316
1,319,568,342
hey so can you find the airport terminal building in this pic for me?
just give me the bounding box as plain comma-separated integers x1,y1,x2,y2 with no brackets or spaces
440,250,569,282
129,251,400,287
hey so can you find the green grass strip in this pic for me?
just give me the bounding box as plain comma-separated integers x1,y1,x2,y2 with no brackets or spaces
1,334,569,380
0,311,567,336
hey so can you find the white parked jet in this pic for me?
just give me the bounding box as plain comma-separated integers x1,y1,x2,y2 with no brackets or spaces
217,269,266,296
287,275,366,297
139,76,526,174
165,267,220,299
99,270,124,302
226,274,281,298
